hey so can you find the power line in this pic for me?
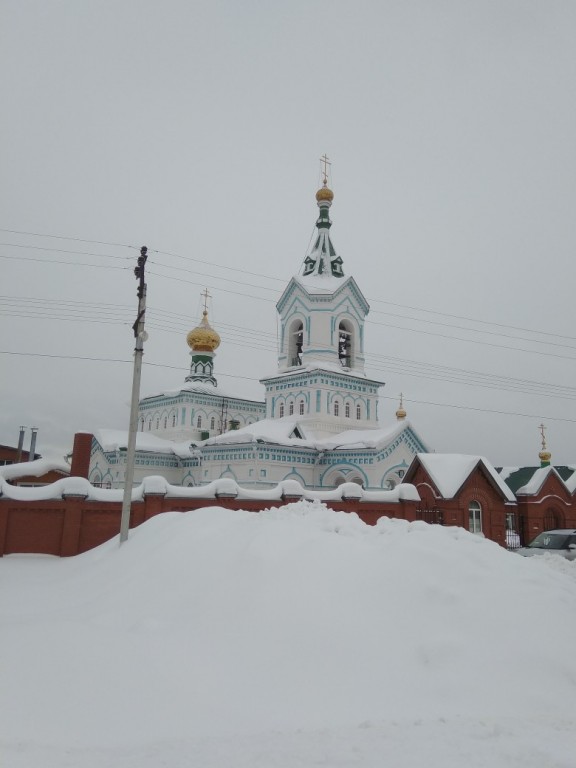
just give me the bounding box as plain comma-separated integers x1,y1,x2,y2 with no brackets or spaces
1,349,574,423
2,225,573,344
0,241,133,260
0,254,130,270
0,227,137,249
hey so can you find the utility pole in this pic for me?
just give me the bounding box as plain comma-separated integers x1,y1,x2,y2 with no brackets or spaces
119,246,148,544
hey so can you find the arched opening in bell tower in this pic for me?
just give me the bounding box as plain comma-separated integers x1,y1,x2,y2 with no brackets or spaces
338,320,354,368
288,319,304,366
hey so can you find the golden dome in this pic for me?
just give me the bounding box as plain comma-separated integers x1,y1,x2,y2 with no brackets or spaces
396,394,407,421
316,183,334,202
539,450,551,463
186,311,221,352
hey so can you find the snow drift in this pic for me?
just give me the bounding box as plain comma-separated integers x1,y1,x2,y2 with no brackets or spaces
1,501,575,767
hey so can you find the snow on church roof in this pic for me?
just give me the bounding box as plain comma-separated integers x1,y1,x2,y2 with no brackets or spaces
416,453,516,502
293,273,349,294
203,417,420,453
94,430,195,459
141,380,261,404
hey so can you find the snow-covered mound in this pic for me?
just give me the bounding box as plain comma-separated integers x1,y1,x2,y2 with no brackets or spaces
1,501,575,768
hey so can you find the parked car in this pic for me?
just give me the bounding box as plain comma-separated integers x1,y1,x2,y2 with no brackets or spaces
515,529,576,561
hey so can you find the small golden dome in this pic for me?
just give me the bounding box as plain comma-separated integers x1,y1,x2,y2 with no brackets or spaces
316,183,334,202
539,450,551,463
396,407,407,421
186,311,221,352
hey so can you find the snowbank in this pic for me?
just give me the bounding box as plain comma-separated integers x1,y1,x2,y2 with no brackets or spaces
0,501,575,768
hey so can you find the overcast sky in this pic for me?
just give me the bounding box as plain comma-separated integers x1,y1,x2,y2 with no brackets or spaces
1,0,575,468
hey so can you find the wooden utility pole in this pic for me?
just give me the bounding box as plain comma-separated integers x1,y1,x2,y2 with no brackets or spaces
120,246,148,544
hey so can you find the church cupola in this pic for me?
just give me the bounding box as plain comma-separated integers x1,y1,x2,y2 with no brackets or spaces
538,423,551,467
396,393,407,421
185,290,221,386
302,155,344,278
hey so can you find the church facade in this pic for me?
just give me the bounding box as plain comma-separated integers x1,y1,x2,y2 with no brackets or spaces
88,176,429,490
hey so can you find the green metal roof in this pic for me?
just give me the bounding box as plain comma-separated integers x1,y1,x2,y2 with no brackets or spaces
497,466,575,494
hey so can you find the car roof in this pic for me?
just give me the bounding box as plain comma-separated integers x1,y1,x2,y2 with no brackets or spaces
540,529,576,535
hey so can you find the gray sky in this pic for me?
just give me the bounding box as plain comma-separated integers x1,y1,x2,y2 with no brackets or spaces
1,0,575,467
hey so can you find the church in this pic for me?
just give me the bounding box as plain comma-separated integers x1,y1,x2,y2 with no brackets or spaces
89,171,430,490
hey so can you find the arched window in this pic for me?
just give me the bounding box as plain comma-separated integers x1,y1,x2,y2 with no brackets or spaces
197,415,202,429
155,418,159,429
163,417,167,429
345,403,350,418
279,403,285,418
299,400,304,415
356,404,361,420
338,320,354,367
210,416,215,430
147,420,152,431
288,319,304,366
172,413,177,426
289,402,294,415
468,500,482,533
334,401,339,417
140,417,144,432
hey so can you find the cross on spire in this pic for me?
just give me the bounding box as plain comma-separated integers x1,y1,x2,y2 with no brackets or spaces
201,287,212,314
539,422,547,450
320,153,331,185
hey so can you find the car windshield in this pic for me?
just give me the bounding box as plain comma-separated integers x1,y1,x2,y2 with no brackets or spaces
528,533,569,550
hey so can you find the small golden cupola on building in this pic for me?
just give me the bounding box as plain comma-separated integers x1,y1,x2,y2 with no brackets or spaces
185,290,221,387
538,423,551,467
396,393,407,421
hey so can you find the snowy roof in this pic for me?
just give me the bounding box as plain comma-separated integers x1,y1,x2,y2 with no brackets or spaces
497,465,575,494
414,454,516,502
0,457,70,482
294,273,348,294
94,429,196,459
514,466,573,496
203,417,420,453
141,380,263,404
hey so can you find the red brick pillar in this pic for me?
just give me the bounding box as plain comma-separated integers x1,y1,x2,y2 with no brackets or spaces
60,495,87,556
0,505,8,556
70,432,93,479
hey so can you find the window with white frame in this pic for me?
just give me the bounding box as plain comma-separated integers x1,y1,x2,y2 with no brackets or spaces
289,402,294,415
279,403,285,418
210,417,215,430
334,401,339,416
345,403,350,418
197,415,202,429
299,400,304,415
356,404,361,420
468,500,482,533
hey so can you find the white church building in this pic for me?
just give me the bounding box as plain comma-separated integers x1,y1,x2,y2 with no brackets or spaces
89,175,429,490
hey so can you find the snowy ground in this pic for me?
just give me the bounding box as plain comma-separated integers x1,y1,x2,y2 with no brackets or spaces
1,501,575,767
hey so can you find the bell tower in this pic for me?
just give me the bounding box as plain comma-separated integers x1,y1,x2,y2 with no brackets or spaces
261,162,384,435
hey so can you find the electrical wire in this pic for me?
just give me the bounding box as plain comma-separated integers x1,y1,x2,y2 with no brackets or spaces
1,349,574,423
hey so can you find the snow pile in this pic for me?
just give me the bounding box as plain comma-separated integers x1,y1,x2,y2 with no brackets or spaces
1,501,575,768
0,457,70,481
